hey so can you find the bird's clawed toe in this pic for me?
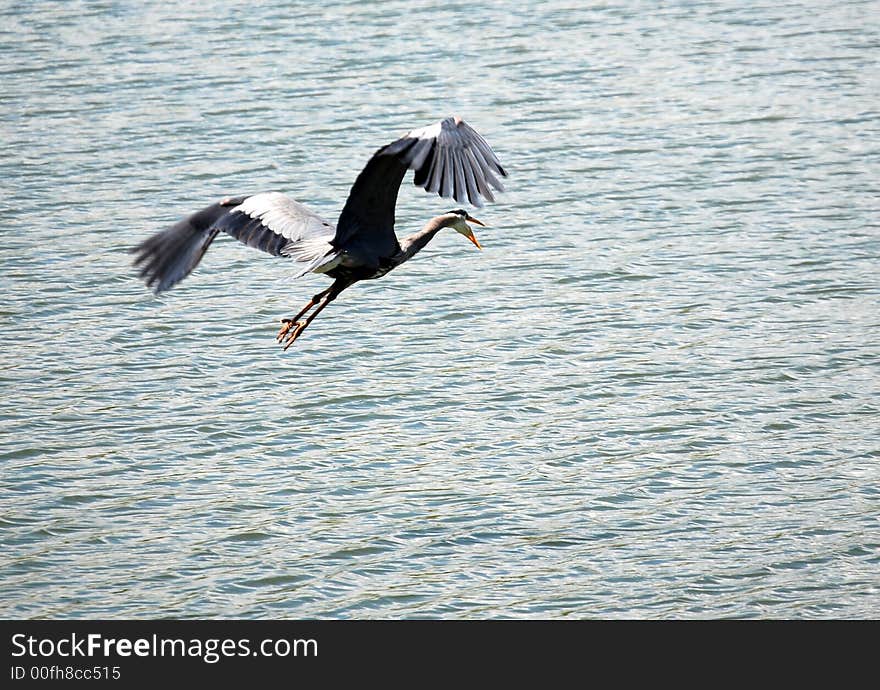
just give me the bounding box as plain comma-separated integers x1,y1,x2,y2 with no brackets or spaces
276,319,293,342
277,320,307,350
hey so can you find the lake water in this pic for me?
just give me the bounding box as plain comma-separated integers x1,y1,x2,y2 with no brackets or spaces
1,0,878,618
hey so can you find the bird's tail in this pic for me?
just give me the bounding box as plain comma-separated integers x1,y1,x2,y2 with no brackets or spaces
131,196,246,294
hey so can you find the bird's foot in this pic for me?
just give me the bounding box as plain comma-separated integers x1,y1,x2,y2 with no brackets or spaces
277,318,307,350
276,318,294,341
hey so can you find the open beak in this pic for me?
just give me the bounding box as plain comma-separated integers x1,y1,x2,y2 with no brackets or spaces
465,215,484,250
465,229,483,250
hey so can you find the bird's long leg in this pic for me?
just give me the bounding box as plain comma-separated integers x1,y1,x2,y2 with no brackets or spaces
276,286,333,343
278,280,349,350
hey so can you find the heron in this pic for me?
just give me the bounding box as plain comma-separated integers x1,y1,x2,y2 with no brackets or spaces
132,116,507,350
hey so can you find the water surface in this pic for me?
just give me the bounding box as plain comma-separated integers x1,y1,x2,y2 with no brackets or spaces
1,0,879,618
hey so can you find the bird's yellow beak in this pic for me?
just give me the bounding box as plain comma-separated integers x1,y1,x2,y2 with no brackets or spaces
465,230,483,250
465,215,484,250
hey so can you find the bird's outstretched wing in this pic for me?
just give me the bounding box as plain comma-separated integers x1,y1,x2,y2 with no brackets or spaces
132,192,337,294
215,193,337,272
334,116,507,250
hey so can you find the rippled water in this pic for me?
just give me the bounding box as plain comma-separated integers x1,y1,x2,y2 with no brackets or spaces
2,0,879,618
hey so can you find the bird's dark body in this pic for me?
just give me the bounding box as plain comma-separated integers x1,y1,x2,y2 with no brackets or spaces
131,116,506,348
332,238,400,280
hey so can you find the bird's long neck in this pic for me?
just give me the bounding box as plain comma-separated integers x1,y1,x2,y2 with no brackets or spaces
395,214,456,265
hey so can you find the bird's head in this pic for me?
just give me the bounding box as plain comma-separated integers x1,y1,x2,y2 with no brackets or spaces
446,209,485,250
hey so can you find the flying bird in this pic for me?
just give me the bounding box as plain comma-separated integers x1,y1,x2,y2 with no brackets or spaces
132,116,507,349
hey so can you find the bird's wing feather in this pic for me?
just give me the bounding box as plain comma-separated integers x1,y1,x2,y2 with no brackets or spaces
214,192,338,275
334,116,507,249
132,193,338,293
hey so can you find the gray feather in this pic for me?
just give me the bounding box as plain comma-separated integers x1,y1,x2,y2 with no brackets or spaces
453,152,467,203
131,200,239,294
461,152,481,206
441,147,454,199
462,147,494,203
407,138,433,171
427,144,445,194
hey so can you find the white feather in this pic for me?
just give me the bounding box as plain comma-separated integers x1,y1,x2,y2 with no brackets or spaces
234,192,334,242
406,121,443,141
